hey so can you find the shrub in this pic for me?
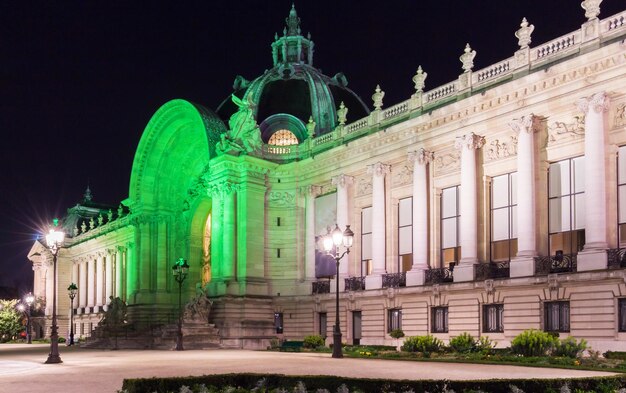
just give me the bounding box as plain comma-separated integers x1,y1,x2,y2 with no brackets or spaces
511,329,557,357
476,336,495,353
603,351,626,360
389,329,405,339
58,337,66,343
448,332,477,353
401,335,443,353
554,336,587,358
303,334,325,349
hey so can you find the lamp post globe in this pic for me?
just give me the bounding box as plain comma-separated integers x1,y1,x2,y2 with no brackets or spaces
44,219,65,364
67,283,78,346
172,257,189,351
24,293,34,344
323,224,353,359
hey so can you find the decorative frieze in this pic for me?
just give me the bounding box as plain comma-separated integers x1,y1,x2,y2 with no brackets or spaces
356,176,372,197
433,150,461,176
268,191,296,207
486,135,518,161
392,164,413,187
615,102,626,128
547,114,585,144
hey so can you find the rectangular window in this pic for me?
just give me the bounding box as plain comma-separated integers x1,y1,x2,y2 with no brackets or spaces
388,309,402,333
319,312,327,338
441,186,460,267
274,312,284,334
353,311,362,345
482,304,504,333
398,197,413,272
544,301,570,332
431,306,449,333
549,158,585,255
617,146,626,247
619,299,626,332
490,173,518,262
361,207,373,276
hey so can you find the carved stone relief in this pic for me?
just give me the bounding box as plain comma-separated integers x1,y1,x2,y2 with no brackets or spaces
547,114,585,145
268,191,296,207
392,164,413,187
486,135,518,161
433,150,461,176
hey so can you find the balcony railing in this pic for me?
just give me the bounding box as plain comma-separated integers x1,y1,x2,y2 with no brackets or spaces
534,254,577,275
312,280,330,294
475,261,510,281
425,267,454,284
382,272,406,288
608,248,626,269
345,276,366,291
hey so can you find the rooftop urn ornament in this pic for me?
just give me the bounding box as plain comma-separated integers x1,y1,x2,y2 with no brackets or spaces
306,116,316,139
83,186,92,203
460,43,476,73
412,66,427,95
372,85,385,110
581,0,602,20
337,101,348,126
515,18,534,49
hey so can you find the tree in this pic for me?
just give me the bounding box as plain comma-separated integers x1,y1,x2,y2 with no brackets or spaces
0,300,23,342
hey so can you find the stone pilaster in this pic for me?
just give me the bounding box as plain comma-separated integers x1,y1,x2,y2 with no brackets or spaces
365,162,390,289
510,115,539,277
331,174,354,278
577,91,610,271
305,185,322,282
454,133,485,282
406,149,433,286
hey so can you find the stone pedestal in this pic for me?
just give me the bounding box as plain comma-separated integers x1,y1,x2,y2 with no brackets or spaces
510,256,535,278
453,264,475,282
365,274,383,290
577,249,608,272
405,270,425,286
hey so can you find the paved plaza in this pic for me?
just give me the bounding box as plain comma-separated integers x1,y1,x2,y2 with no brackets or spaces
0,344,619,393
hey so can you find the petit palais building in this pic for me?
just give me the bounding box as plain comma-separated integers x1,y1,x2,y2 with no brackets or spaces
27,3,626,352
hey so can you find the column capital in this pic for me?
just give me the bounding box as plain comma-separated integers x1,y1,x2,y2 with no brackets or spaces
577,91,609,114
331,174,354,188
304,184,322,197
367,162,391,178
454,132,485,151
509,114,539,134
408,148,434,165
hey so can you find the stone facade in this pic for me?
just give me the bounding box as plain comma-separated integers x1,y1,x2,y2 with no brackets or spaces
28,4,626,352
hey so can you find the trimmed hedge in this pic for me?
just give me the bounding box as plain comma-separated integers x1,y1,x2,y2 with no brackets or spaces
121,373,626,393
604,351,626,360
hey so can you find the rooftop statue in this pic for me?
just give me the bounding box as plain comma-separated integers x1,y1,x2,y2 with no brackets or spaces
216,94,263,156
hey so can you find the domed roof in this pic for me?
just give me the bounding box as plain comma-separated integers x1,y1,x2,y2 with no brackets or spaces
216,5,369,142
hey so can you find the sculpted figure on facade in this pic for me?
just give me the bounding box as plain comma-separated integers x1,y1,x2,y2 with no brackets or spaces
615,103,626,127
184,284,213,322
216,94,263,155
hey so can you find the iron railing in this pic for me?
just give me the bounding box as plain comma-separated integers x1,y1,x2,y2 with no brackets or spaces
607,248,626,269
382,272,406,288
534,254,577,275
344,276,366,291
424,267,454,284
475,261,510,281
312,280,330,294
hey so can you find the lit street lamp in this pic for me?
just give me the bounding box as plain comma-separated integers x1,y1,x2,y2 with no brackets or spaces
172,257,189,351
44,219,65,364
24,293,35,344
323,224,354,359
67,283,78,346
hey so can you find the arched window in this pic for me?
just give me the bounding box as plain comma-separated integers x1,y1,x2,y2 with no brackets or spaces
268,129,299,146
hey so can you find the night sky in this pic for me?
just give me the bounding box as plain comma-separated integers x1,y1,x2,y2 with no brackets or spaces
1,1,623,292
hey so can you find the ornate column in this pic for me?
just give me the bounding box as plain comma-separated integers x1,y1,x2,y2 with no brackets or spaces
331,174,354,278
222,181,238,282
87,257,95,310
79,260,87,310
209,185,224,287
105,250,113,306
125,242,135,302
115,247,123,300
305,185,322,283
95,252,104,311
365,162,390,289
45,261,53,316
406,149,433,286
510,115,538,277
577,91,610,270
454,133,485,282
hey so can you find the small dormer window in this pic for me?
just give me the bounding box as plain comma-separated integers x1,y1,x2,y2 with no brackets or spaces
268,129,299,146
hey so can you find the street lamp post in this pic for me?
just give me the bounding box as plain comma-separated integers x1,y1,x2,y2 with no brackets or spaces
172,257,189,351
67,283,78,346
24,293,34,344
44,219,65,364
323,224,354,359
